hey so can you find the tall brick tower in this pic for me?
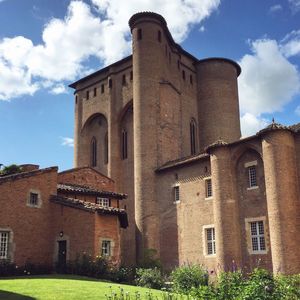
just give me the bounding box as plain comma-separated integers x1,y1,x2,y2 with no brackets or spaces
129,13,169,262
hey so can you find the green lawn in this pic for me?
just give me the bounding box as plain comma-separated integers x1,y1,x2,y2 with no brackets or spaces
0,275,164,300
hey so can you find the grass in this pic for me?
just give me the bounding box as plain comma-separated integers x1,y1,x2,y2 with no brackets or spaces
0,275,164,300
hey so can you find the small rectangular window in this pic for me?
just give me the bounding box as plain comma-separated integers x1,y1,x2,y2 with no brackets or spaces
108,78,112,89
137,28,142,40
122,74,126,85
86,90,89,100
29,192,38,206
101,84,104,94
101,240,111,256
248,166,257,188
182,70,185,80
174,186,180,202
205,178,212,198
130,71,133,81
96,197,109,207
250,221,266,252
177,60,180,70
75,95,78,104
158,30,161,42
0,231,9,259
190,75,193,85
206,227,216,255
93,87,97,97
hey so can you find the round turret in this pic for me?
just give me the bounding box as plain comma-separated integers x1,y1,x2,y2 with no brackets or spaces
196,58,241,150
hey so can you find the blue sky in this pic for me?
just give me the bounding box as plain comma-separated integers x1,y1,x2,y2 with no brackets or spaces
0,0,299,171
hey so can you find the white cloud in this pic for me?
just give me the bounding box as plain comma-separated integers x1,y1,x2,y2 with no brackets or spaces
240,113,269,137
288,0,300,13
0,0,220,101
61,137,74,147
269,4,282,13
295,105,300,116
199,26,205,32
92,0,219,42
238,39,300,117
280,30,300,57
50,84,68,95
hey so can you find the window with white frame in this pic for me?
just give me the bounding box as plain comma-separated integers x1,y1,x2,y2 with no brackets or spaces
0,231,9,259
96,197,109,207
248,166,257,188
174,186,180,203
250,221,266,252
205,178,212,198
29,192,39,206
101,240,111,256
205,227,216,255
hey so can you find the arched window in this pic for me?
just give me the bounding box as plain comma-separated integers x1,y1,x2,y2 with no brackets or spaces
91,137,97,167
190,119,197,155
104,132,108,164
122,129,128,159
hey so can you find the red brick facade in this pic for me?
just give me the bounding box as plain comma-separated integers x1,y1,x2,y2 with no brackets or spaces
0,167,127,267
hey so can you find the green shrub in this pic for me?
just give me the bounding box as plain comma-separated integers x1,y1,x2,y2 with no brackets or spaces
189,285,217,299
65,253,109,279
216,270,244,300
275,274,300,300
139,248,161,269
0,260,52,277
135,267,164,289
171,264,208,294
239,268,277,300
109,266,136,284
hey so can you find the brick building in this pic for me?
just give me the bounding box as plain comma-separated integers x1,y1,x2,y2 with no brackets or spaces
69,12,300,274
0,165,127,269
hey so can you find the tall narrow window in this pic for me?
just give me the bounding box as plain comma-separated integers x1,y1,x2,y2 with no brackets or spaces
91,137,97,167
122,129,128,159
250,221,266,252
130,71,133,81
104,132,108,164
101,84,105,94
137,28,142,40
177,60,180,70
205,178,212,198
94,87,97,97
0,231,9,259
86,90,89,100
206,227,216,255
101,240,111,256
190,119,196,155
122,74,126,86
182,70,186,80
158,30,161,42
75,95,78,104
108,78,112,89
190,75,193,85
248,166,257,188
174,186,180,203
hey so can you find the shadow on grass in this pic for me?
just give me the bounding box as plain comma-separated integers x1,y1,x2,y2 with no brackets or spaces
0,274,108,282
0,290,35,299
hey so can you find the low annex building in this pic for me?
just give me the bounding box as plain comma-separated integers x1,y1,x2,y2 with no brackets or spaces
0,165,128,269
69,12,300,274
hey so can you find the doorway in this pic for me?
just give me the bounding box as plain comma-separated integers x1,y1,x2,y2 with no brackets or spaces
57,240,67,273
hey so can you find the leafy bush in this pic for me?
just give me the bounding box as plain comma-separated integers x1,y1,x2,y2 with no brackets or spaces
0,164,22,176
275,274,300,300
171,264,208,294
216,270,244,300
0,260,52,277
139,248,161,269
65,253,109,279
240,268,277,300
135,267,164,289
109,266,136,284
